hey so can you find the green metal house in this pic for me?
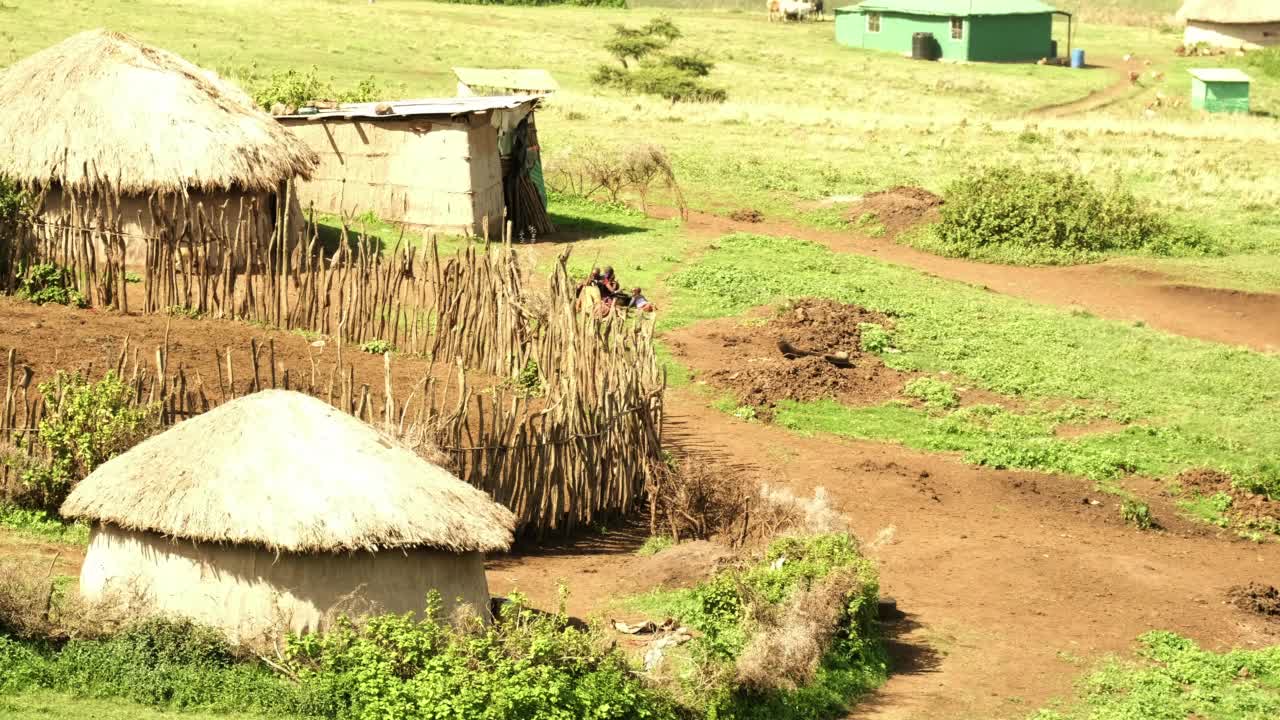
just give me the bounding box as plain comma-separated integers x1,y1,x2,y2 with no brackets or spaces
1188,68,1251,113
834,0,1071,63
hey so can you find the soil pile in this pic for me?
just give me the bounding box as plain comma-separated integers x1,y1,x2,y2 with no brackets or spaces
1227,583,1280,618
632,540,735,590
668,299,907,417
846,186,943,238
729,208,764,223
1175,468,1280,530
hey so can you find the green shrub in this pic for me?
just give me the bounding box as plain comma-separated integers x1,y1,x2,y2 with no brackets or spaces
13,372,156,512
1245,47,1280,79
15,264,86,308
626,533,886,718
238,66,387,111
903,377,959,410
857,323,892,353
358,339,393,355
512,359,543,397
930,166,1214,264
1120,499,1154,530
637,535,676,556
123,271,142,284
0,505,88,544
1234,461,1280,501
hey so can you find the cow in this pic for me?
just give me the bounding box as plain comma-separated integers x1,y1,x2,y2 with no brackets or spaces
780,0,814,22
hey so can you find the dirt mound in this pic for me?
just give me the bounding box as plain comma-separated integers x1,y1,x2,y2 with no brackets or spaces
666,299,907,417
729,208,764,223
1176,468,1234,492
846,186,943,238
1174,468,1280,531
1227,583,1280,618
632,540,735,590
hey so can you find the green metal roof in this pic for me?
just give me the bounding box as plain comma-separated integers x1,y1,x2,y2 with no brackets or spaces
1188,68,1251,83
835,0,1059,16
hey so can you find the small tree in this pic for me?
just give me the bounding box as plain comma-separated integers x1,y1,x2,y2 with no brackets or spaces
593,17,726,104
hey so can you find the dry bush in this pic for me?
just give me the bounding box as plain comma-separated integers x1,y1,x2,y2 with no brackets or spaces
546,144,688,218
734,566,862,691
0,559,141,641
648,455,847,548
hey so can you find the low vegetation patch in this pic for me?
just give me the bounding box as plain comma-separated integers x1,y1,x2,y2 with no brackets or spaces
1,371,157,513
438,0,625,6
624,532,886,719
14,264,86,308
921,165,1214,265
902,377,958,411
0,505,87,545
1172,467,1280,541
230,65,385,113
1032,631,1280,720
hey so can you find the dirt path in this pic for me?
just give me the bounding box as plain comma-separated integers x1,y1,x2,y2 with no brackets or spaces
1026,57,1146,119
660,389,1280,719
655,208,1280,353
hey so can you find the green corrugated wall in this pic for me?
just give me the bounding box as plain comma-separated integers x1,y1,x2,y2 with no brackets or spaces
967,14,1052,62
836,11,968,60
1191,79,1250,114
835,10,1053,63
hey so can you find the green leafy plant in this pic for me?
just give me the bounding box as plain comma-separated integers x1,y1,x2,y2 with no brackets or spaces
513,358,543,397
903,377,959,410
1234,461,1280,501
236,65,388,111
0,505,88,544
15,264,86,308
1119,499,1154,530
858,323,892,353
164,305,202,319
636,535,675,556
15,372,157,512
358,339,393,355
929,165,1215,265
123,271,142,284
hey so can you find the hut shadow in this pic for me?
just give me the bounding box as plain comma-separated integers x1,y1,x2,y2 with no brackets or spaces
492,516,651,565
545,211,648,244
309,221,365,256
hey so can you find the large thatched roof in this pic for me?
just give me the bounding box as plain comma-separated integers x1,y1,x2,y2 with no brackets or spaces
0,29,318,194
61,390,515,554
1177,1,1279,24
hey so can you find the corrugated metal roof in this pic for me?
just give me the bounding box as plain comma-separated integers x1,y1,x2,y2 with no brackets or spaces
1189,68,1252,83
453,67,559,93
836,0,1059,16
274,95,537,121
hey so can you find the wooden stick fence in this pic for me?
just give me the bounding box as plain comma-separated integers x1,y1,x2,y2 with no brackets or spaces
0,239,665,537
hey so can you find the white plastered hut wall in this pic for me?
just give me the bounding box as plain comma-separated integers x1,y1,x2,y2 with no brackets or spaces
1184,21,1280,49
80,525,491,643
283,115,504,238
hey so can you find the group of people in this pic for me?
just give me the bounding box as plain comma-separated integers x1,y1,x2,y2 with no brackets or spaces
575,266,656,317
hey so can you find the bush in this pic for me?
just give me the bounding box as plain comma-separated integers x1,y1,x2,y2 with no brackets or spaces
1120,499,1154,530
9,372,157,512
630,533,886,718
857,323,892,353
930,166,1214,264
1245,47,1280,79
358,339,393,355
903,377,959,410
15,264,86,308
234,65,387,112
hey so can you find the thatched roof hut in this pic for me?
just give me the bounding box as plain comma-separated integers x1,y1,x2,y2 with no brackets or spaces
63,390,515,642
0,29,318,267
1176,1,1280,49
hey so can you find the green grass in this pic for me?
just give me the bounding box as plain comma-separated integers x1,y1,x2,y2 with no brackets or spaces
635,535,675,556
0,505,88,545
1032,631,1280,720
666,233,1280,484
0,691,282,720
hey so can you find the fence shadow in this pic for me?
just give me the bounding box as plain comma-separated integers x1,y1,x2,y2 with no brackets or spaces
547,211,649,244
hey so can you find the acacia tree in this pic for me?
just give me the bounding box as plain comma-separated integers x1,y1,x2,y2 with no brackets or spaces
593,17,725,103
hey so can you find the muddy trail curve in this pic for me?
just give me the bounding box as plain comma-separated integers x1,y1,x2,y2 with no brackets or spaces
1027,56,1147,119
660,389,1280,719
651,207,1280,353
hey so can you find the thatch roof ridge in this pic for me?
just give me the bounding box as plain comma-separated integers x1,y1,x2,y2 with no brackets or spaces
0,29,318,194
1177,0,1279,24
61,390,515,554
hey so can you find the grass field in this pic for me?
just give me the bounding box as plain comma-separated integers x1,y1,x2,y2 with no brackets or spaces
0,692,278,720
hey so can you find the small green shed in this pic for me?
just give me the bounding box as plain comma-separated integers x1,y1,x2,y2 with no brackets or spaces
1189,68,1251,114
834,0,1070,63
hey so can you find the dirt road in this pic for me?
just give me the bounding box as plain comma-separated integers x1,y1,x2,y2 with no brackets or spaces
661,208,1280,353
1026,57,1147,119
662,390,1280,719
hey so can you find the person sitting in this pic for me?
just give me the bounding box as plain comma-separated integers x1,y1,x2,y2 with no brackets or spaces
630,287,656,313
576,267,601,298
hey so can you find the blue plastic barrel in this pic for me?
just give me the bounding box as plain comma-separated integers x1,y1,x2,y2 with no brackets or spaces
1070,48,1085,68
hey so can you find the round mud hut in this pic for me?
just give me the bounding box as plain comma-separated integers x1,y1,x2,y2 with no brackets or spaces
60,390,515,643
0,29,317,274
